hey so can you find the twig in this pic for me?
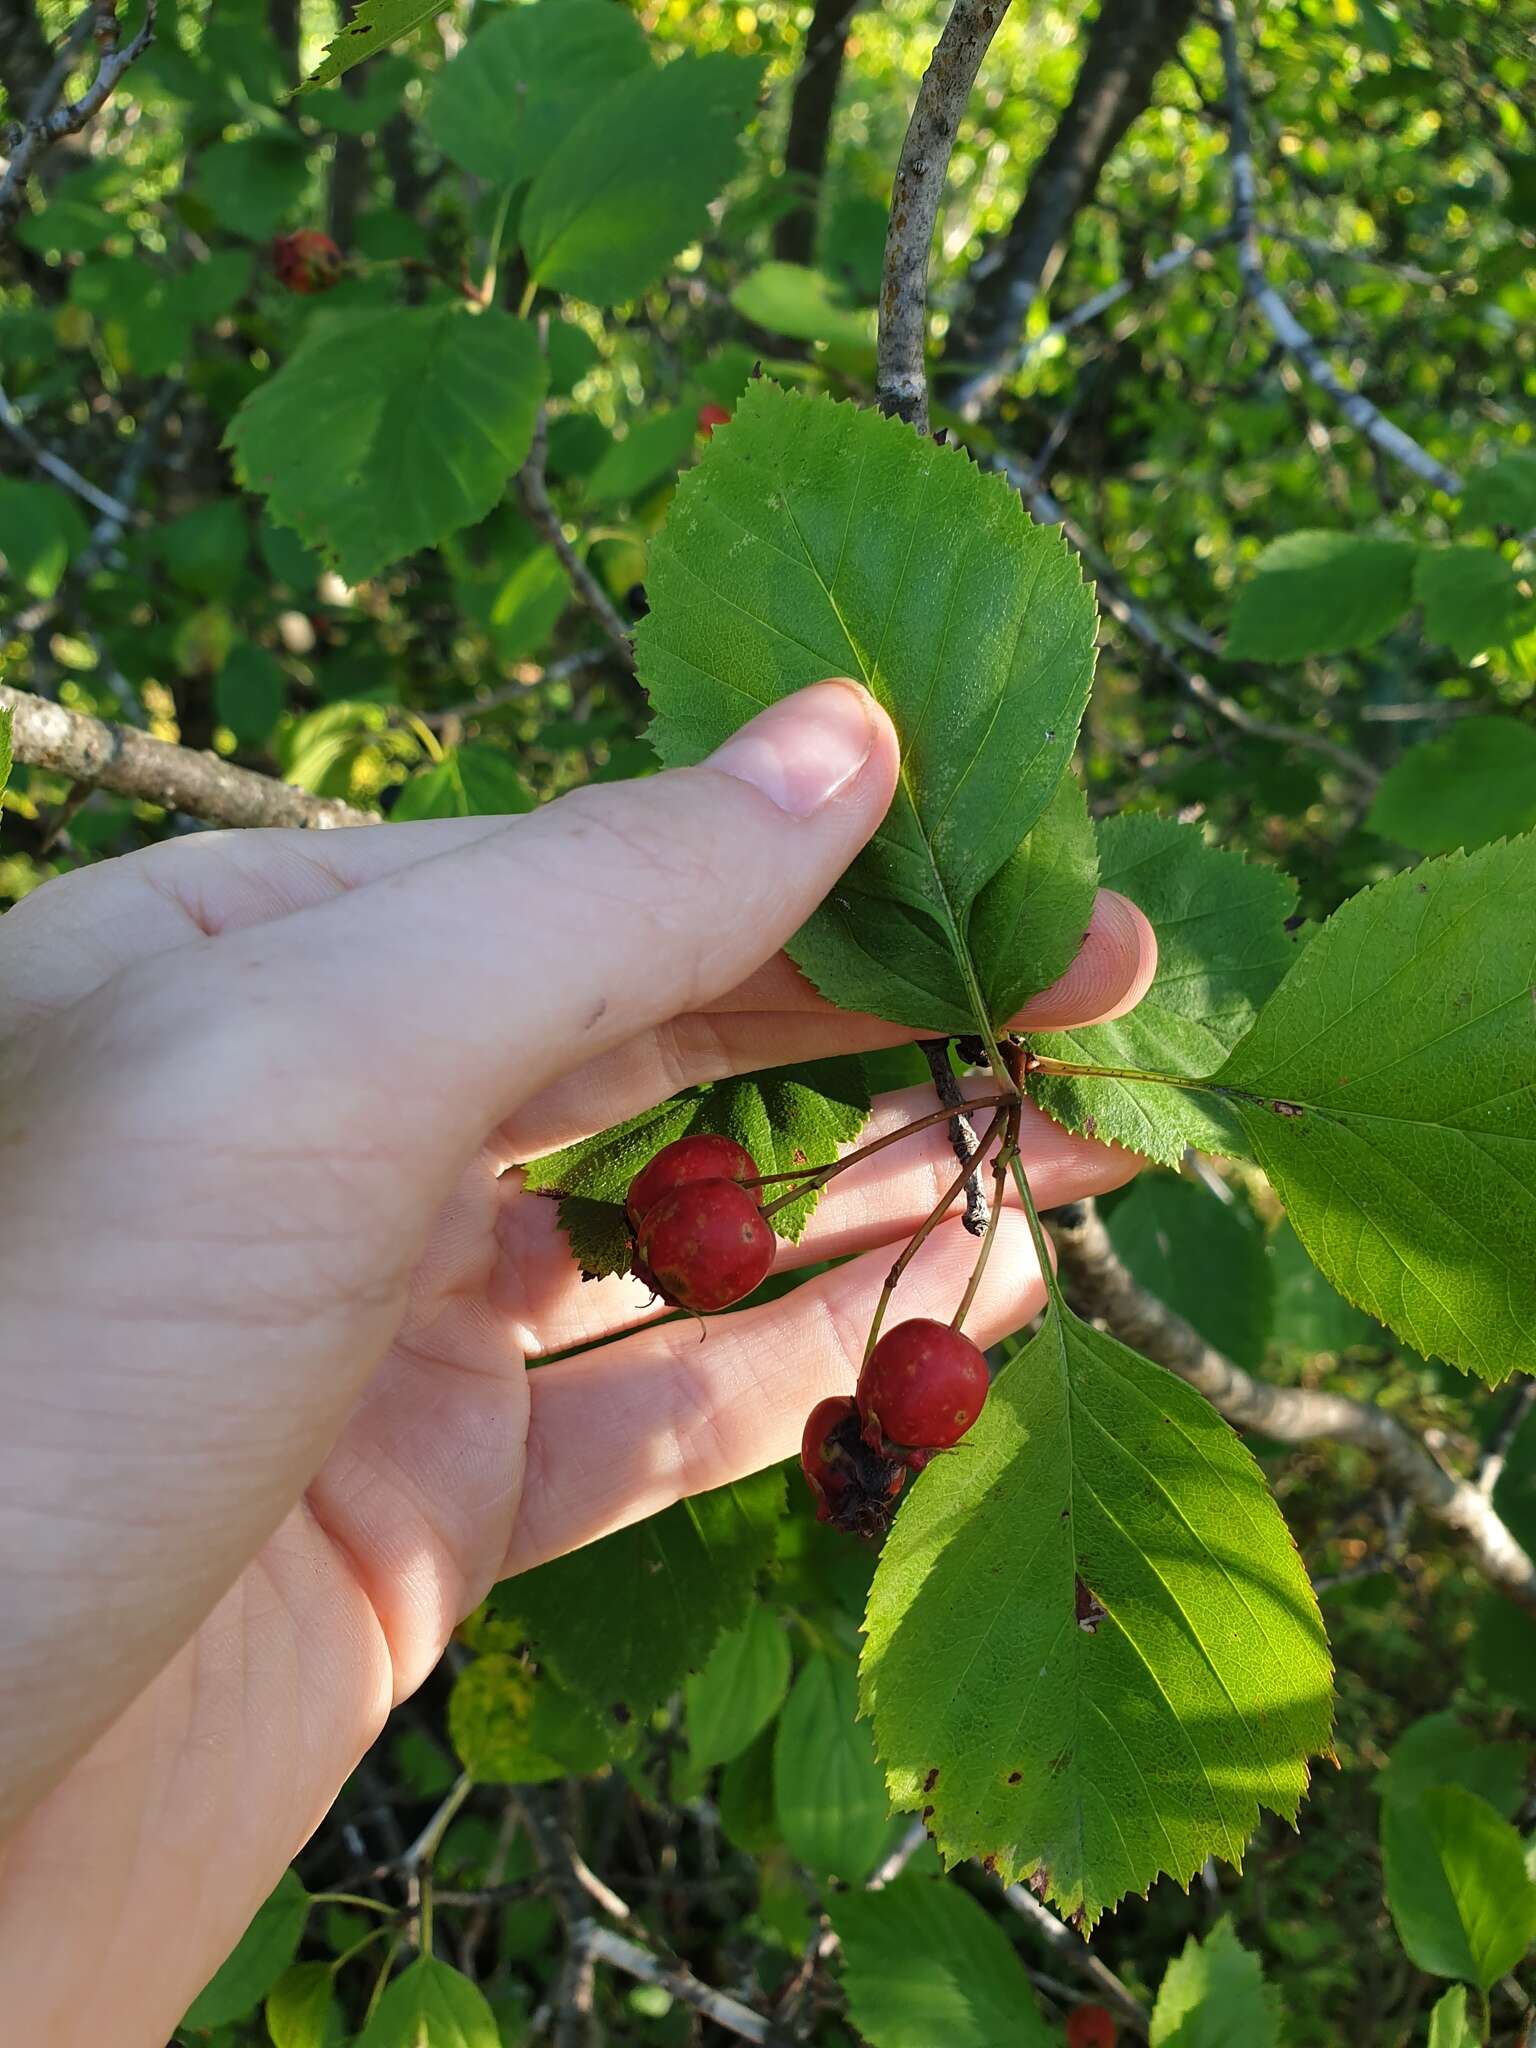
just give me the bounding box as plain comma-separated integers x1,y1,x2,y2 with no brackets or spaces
518,1791,607,2048
579,1924,776,2045
877,0,1013,432
1477,1377,1536,1498
517,409,638,679
0,684,376,830
920,1039,990,1235
1001,1882,1149,2035
399,1772,472,1873
0,0,158,241
1048,1199,1536,1608
0,380,139,526
78,380,181,574
1211,0,1462,496
866,1818,930,1890
421,650,610,729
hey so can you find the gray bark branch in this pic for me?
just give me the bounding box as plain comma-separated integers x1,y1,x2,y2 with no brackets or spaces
0,0,157,241
518,408,639,683
773,0,860,268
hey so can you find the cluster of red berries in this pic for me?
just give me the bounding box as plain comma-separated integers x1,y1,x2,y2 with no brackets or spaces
624,1134,775,1313
271,230,344,295
801,1317,989,1538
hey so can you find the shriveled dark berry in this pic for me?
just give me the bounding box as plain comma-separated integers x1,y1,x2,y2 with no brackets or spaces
271,229,343,293
633,1177,774,1313
625,1133,761,1232
857,1318,989,1467
799,1394,906,1538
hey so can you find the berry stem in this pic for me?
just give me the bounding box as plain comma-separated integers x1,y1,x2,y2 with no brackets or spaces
755,1091,1015,1216
861,1110,1006,1366
949,1097,1021,1333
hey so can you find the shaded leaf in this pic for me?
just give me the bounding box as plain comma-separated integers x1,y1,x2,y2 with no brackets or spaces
181,1869,310,2028
1414,545,1529,661
1226,531,1417,660
1367,715,1536,853
1267,1217,1376,1354
774,1654,889,1883
1382,1783,1536,1988
967,770,1100,1027
354,1956,499,2047
1106,1174,1272,1368
832,1874,1055,2047
686,1602,793,1769
1462,451,1536,532
0,478,88,601
265,1963,335,2048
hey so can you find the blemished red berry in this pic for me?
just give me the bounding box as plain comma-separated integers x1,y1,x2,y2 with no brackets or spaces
857,1319,989,1466
696,401,732,437
1066,2005,1117,2048
272,230,344,294
624,1133,761,1232
633,1177,775,1313
800,1394,906,1537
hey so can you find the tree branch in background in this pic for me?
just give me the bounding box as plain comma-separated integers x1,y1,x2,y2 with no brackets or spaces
579,1926,775,2047
518,409,639,684
1000,1881,1149,2036
877,0,1012,432
0,0,157,242
0,378,138,525
1211,0,1463,497
0,0,68,112
772,0,860,268
1047,1198,1536,1608
945,0,1194,417
0,685,376,830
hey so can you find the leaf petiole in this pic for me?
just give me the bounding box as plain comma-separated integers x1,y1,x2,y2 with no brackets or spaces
755,1091,1015,1217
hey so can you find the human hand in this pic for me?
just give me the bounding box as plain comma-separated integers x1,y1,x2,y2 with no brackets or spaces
0,681,1153,2040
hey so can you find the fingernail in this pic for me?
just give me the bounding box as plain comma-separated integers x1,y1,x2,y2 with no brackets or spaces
709,681,878,817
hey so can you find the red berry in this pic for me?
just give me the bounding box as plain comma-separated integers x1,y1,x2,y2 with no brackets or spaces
633,1178,774,1313
800,1394,906,1537
1066,2006,1117,2048
857,1319,989,1465
272,230,344,294
696,401,732,437
625,1133,761,1233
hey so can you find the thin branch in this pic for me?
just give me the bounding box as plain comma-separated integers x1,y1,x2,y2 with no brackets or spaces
1047,1199,1536,1608
0,380,139,526
421,649,610,730
877,0,1012,432
920,1038,990,1236
517,409,638,681
579,1924,776,2046
773,0,860,267
0,685,376,830
1211,0,1462,497
1000,1881,1150,2035
865,1817,929,1890
1477,1377,1536,1499
0,0,158,241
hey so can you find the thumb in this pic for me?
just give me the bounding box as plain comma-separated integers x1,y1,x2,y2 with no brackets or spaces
161,680,900,1164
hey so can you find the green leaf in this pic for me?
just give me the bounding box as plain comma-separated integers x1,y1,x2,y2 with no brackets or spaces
639,380,1098,1033
1367,716,1536,853
521,52,764,304
427,0,651,189
1225,531,1418,660
303,0,443,90
685,1601,793,1769
967,770,1100,1025
1212,834,1536,1382
522,1055,871,1248
718,1720,781,1853
1426,1985,1480,2048
1382,1783,1536,1987
227,306,546,583
1149,1918,1281,2047
392,744,536,821
265,1962,335,2048
448,1653,615,1783
442,503,572,662
729,263,876,349
831,1874,1055,2047
1267,1218,1376,1354
1462,450,1536,531
582,407,699,506
198,135,308,240
1414,545,1529,660
0,478,87,601
0,705,11,805
1105,1174,1272,1368
181,1868,310,2028
1031,816,1302,1166
355,1956,500,2048
215,645,288,748
861,1310,1332,1930
774,1654,890,1883
159,501,248,596
1376,1712,1525,1819
492,1468,784,1724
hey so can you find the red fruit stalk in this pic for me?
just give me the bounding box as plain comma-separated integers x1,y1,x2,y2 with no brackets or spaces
625,1132,761,1232
272,230,344,294
800,1395,906,1538
632,1177,774,1313
857,1318,989,1469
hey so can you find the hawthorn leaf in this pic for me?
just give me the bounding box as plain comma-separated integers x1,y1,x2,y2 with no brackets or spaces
181,1868,310,2027
214,645,288,747
1031,816,1302,1166
1461,450,1536,532
447,1653,616,1784
1267,1217,1376,1354
1426,1986,1480,2048
0,478,88,601
1382,1783,1536,1987
303,0,441,90
1414,544,1529,661
1149,1919,1280,2047
967,770,1100,1026
1367,715,1536,853
685,1601,793,1769
227,306,546,583
427,0,651,190
354,1957,499,2048
1105,1174,1272,1369
491,1468,784,1725
521,53,764,304
861,1310,1333,1931
1376,1712,1526,1817
392,744,536,820
831,1874,1055,2047
582,406,699,505
639,380,1098,1031
521,1055,871,1258
1225,530,1417,660
264,1963,335,2048
774,1654,889,1883
1212,834,1536,1382
730,262,876,349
